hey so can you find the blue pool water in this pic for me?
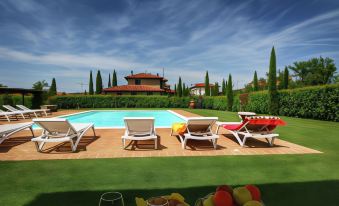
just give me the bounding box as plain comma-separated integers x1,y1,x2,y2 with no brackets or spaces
41,110,185,128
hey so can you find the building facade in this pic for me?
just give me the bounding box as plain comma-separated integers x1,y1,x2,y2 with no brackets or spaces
190,83,214,96
103,72,173,95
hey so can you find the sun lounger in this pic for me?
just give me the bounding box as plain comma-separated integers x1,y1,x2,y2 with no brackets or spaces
177,117,219,149
122,117,158,149
17,105,49,116
220,116,286,147
2,105,34,118
31,118,96,152
215,112,257,134
0,122,34,144
0,109,22,122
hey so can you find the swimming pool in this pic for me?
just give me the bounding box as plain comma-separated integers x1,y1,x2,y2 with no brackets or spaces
40,110,186,128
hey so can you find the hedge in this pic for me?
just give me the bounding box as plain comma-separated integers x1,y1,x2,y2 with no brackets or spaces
0,95,33,108
242,84,339,121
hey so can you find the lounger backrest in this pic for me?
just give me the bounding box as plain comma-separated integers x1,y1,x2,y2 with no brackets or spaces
17,105,29,110
124,117,155,136
186,117,218,134
3,105,18,112
242,116,285,132
33,118,77,135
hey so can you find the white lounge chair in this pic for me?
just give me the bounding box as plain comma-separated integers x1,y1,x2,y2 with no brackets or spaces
2,105,34,118
0,109,22,122
17,105,49,116
0,122,34,144
32,118,96,152
122,117,158,149
178,117,219,149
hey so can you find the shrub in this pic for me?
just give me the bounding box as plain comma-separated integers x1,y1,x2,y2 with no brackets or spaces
0,95,32,108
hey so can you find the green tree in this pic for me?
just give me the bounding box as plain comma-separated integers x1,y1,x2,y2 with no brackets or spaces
84,90,87,95
49,78,57,96
222,79,226,95
277,69,284,90
226,74,233,111
205,71,210,96
183,83,186,96
288,56,337,86
89,71,94,95
112,70,117,86
108,73,111,87
174,84,177,96
214,82,219,96
282,67,289,89
32,80,48,90
268,47,279,115
96,70,103,94
0,83,7,87
177,77,182,97
253,71,259,91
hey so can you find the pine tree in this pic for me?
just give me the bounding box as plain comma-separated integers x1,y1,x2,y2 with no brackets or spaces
89,71,94,95
177,77,182,97
205,71,210,96
108,73,111,87
112,70,117,86
227,74,233,111
225,81,228,95
282,66,289,89
183,83,186,96
222,79,226,95
49,78,57,96
268,47,279,115
253,71,259,91
95,70,103,94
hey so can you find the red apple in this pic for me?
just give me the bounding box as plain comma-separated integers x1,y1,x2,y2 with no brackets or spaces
245,185,261,201
213,190,233,206
216,185,233,195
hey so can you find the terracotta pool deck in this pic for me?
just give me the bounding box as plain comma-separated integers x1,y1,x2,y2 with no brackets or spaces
0,109,321,161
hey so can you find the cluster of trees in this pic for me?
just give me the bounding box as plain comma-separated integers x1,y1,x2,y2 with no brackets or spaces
88,70,117,95
32,78,57,96
173,77,190,97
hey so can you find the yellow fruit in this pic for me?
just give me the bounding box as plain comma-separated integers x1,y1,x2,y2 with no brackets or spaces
233,187,252,205
135,197,147,206
170,193,185,202
203,195,215,206
243,200,263,206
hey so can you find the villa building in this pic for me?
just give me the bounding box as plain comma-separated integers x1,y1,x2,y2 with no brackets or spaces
190,83,214,96
103,72,173,95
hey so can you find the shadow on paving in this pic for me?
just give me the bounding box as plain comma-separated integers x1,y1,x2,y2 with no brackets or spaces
23,180,339,206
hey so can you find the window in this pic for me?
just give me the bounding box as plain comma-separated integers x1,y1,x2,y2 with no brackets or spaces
147,92,153,95
131,91,137,95
135,79,141,85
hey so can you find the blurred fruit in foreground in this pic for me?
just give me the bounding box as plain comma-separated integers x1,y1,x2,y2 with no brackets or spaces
214,190,233,206
233,187,252,205
245,185,261,201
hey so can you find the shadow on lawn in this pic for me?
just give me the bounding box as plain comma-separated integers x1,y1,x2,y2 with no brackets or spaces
23,180,339,206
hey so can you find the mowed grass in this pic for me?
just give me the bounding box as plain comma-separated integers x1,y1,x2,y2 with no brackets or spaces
0,109,338,205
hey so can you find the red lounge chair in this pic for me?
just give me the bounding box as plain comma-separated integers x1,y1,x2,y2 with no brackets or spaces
221,116,286,147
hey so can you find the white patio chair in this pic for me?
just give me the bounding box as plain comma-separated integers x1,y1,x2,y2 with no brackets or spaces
2,105,34,118
0,109,21,122
17,105,49,116
178,117,219,149
32,118,96,152
122,117,158,149
0,122,34,144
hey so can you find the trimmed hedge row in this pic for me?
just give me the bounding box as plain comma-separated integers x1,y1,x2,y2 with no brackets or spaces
243,84,339,121
0,95,33,108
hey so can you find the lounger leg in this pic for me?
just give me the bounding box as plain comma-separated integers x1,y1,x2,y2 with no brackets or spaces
266,137,275,146
92,126,96,137
183,138,188,149
154,139,158,150
212,138,217,149
29,127,35,138
170,128,173,136
33,112,38,118
70,140,76,152
44,111,48,116
230,131,244,147
216,125,220,134
5,115,10,122
21,113,25,119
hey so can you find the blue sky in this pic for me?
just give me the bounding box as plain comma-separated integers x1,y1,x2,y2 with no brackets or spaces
0,0,339,92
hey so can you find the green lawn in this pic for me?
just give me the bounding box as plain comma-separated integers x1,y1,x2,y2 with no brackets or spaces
0,109,338,206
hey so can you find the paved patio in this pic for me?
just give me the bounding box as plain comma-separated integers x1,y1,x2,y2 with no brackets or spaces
0,109,321,161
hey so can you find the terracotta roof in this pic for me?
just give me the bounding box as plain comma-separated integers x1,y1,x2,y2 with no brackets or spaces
191,83,214,88
125,73,164,79
103,85,165,92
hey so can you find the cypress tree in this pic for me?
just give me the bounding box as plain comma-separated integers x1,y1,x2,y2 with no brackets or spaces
96,70,103,94
214,82,219,96
174,84,177,96
183,83,186,96
222,79,226,95
205,71,210,96
84,90,87,95
268,47,279,115
108,73,111,87
227,74,233,111
49,78,57,96
177,77,183,97
253,71,259,91
283,67,289,89
225,81,228,95
112,70,117,86
89,71,94,95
